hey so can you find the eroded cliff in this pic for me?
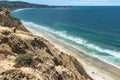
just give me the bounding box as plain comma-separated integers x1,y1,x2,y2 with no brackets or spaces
0,7,92,80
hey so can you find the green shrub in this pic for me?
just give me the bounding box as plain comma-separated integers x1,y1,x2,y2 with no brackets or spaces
15,53,32,67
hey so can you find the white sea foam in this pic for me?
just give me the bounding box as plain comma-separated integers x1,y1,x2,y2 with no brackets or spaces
13,8,35,13
94,55,120,69
22,21,120,59
85,43,120,58
13,9,25,12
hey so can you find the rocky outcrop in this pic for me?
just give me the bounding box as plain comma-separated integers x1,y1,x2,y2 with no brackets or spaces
0,7,28,31
0,7,92,80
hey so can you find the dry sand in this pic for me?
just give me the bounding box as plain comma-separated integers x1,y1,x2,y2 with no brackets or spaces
24,25,120,80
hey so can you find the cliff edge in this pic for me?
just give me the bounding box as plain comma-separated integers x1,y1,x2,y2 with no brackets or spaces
0,7,92,80
0,7,28,31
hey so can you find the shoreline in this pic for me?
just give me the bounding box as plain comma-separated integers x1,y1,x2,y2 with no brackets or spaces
11,8,120,69
12,8,36,12
23,23,120,80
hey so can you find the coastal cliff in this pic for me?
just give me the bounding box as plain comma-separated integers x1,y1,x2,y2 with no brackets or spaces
0,7,92,80
0,7,27,31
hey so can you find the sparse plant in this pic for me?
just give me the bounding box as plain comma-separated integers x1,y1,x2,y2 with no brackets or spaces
15,53,32,67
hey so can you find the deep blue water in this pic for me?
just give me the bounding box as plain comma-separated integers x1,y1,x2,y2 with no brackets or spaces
11,6,120,67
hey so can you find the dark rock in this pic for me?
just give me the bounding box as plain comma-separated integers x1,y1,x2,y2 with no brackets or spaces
1,69,35,80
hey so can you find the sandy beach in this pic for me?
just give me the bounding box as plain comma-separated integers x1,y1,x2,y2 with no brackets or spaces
24,25,120,80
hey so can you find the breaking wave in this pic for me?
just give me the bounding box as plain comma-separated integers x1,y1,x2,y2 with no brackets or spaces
22,21,120,59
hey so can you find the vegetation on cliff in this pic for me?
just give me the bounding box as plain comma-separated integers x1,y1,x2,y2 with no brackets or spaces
15,53,32,67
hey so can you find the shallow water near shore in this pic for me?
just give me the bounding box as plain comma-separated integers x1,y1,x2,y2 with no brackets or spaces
11,6,120,68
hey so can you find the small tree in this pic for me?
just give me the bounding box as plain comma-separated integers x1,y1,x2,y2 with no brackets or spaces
15,53,32,67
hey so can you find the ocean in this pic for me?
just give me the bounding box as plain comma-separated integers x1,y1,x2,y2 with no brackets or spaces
11,6,120,68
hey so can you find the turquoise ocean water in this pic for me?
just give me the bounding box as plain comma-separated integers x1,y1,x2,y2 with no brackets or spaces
11,6,120,68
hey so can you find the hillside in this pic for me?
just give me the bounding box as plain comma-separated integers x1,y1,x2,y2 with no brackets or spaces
0,1,70,10
0,7,92,80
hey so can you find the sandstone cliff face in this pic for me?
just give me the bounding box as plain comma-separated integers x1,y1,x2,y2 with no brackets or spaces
0,7,28,31
0,8,92,80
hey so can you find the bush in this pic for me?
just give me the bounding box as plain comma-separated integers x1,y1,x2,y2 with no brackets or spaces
2,30,11,35
15,53,32,67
